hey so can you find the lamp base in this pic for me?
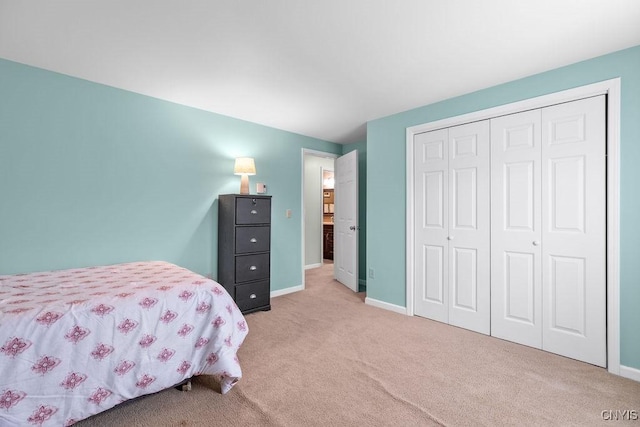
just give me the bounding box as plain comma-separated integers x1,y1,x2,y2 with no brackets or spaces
239,174,250,194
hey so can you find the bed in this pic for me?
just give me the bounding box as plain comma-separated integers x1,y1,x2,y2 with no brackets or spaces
0,261,248,426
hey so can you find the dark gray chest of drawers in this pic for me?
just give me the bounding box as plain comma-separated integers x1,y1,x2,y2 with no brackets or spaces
218,194,272,314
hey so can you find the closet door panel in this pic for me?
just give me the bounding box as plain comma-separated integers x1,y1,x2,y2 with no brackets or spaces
447,121,490,335
548,255,586,333
549,156,585,232
452,247,477,311
505,161,535,230
504,251,535,324
452,167,477,229
541,95,606,367
423,245,445,303
424,171,445,228
414,129,449,323
491,109,543,348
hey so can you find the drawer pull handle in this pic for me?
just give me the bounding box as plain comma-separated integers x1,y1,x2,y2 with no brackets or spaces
249,293,257,299
249,265,257,271
250,209,258,215
250,237,257,243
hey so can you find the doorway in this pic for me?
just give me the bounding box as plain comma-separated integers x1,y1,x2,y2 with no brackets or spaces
302,148,360,293
321,169,335,263
302,150,337,276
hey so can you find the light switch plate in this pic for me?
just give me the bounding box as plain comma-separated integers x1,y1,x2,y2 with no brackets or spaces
256,182,267,194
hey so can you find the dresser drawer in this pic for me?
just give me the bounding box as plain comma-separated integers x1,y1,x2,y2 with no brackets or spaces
236,197,271,224
235,280,270,312
235,226,270,253
235,253,270,282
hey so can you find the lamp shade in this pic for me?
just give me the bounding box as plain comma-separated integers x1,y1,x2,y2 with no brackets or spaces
234,157,256,176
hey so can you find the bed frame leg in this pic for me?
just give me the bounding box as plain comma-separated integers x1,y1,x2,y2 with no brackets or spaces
176,379,192,391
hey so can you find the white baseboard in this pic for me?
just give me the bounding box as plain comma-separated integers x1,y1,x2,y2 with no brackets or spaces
620,365,640,383
365,297,407,315
304,263,322,270
271,285,304,298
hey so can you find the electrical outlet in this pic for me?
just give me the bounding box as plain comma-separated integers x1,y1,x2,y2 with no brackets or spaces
368,268,375,279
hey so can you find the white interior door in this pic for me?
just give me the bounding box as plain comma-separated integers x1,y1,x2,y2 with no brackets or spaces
334,150,358,291
491,97,606,366
447,121,490,334
414,128,449,323
491,109,543,348
413,122,490,334
541,96,606,367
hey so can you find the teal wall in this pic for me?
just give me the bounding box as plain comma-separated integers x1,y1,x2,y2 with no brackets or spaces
0,58,342,292
367,45,640,370
342,140,367,290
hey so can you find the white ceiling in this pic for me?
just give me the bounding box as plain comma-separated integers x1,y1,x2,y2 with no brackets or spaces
1,1,639,144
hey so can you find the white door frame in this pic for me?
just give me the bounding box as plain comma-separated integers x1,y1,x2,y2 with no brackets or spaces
301,148,338,290
406,78,621,376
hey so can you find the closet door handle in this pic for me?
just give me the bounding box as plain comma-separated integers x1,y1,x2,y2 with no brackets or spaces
250,237,257,243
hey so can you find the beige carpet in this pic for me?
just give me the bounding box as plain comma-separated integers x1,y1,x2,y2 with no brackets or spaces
78,263,640,426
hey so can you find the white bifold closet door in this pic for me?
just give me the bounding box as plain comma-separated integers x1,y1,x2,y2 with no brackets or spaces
490,109,543,348
491,95,606,367
414,121,490,335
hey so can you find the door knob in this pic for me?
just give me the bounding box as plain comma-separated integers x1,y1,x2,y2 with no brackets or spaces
447,236,454,240
349,225,356,231
533,241,540,246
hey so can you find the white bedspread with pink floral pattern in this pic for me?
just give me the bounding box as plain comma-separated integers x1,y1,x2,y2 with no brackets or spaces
0,261,248,426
